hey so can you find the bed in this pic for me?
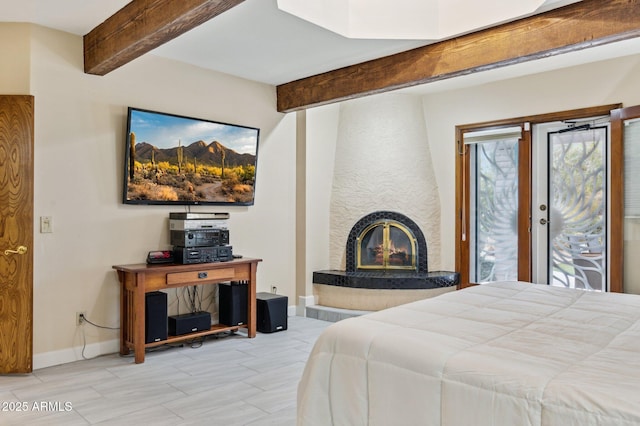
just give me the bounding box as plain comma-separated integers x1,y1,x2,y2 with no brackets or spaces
297,281,640,425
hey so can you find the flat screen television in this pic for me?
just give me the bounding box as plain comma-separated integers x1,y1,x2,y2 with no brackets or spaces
123,107,259,206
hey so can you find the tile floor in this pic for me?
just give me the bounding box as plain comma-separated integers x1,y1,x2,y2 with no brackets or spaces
0,316,332,425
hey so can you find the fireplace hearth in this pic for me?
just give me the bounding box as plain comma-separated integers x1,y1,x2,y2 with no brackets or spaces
314,211,458,290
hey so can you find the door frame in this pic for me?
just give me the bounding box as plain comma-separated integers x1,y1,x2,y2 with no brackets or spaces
609,105,640,292
455,103,623,291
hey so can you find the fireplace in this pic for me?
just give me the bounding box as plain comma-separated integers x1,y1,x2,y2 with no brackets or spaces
314,211,457,291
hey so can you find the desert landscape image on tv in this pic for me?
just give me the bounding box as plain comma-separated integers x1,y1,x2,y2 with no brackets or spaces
124,108,259,205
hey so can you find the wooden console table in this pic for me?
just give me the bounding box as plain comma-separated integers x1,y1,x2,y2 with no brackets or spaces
113,258,261,364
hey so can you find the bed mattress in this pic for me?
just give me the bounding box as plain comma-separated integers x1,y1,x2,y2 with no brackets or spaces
297,281,640,425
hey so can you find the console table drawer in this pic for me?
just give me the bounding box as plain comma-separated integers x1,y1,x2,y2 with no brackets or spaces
167,268,235,286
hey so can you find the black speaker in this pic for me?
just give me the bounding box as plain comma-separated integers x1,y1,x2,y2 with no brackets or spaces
257,292,288,333
168,311,211,335
219,281,247,326
145,291,167,343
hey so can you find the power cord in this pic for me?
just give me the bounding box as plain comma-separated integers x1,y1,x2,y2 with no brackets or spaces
79,313,119,330
78,313,119,360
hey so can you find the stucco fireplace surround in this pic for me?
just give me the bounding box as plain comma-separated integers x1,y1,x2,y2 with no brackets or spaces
313,93,459,311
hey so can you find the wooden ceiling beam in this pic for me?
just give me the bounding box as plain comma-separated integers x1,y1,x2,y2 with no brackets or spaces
84,0,243,75
276,0,640,112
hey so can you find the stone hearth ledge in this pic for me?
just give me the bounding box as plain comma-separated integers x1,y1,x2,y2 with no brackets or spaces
312,284,457,311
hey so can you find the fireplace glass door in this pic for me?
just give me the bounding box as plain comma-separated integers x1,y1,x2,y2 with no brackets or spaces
357,221,417,270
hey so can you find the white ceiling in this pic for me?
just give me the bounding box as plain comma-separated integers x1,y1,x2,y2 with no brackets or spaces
1,0,640,91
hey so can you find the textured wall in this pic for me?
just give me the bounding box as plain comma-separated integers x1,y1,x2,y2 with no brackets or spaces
329,93,442,271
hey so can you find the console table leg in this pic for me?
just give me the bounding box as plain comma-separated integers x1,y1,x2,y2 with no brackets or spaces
133,273,146,364
118,271,129,356
247,263,257,338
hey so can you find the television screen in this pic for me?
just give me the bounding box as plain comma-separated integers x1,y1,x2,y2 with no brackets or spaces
123,107,259,206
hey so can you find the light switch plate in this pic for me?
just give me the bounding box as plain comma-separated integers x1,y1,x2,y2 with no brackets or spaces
40,216,53,233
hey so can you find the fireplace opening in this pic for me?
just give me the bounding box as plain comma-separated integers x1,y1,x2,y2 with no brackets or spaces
358,220,416,270
346,211,428,274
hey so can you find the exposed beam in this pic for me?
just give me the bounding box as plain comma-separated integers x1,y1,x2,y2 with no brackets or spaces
277,0,640,112
84,0,243,76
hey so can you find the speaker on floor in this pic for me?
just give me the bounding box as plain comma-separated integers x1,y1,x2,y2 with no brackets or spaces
145,291,168,343
219,281,247,326
256,292,288,333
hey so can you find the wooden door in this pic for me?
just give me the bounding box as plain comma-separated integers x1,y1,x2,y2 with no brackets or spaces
0,95,34,373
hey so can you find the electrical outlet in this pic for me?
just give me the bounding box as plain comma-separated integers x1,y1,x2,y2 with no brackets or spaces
271,286,277,294
77,311,86,326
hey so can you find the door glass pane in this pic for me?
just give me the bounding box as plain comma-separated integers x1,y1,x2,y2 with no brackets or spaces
471,139,519,282
548,127,607,291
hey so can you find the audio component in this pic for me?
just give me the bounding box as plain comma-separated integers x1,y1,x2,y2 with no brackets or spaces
145,292,168,343
170,229,229,248
169,219,228,231
169,212,229,220
168,311,211,335
219,281,248,326
173,246,233,264
167,213,231,265
256,292,288,333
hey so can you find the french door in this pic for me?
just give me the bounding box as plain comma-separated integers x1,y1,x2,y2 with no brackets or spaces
533,122,608,291
456,104,625,292
463,126,526,284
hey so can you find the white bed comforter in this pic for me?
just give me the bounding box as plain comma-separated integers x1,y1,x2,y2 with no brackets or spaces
297,282,640,426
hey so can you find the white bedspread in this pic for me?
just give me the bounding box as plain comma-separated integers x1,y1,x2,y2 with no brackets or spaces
297,282,640,426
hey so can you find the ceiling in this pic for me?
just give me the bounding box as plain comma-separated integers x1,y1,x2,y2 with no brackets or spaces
2,0,640,91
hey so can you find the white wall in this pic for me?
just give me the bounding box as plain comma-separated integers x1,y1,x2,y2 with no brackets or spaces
4,24,296,368
304,105,339,298
0,23,31,93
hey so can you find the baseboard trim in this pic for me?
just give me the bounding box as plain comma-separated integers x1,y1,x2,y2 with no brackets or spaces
297,295,317,316
34,306,305,370
33,338,120,370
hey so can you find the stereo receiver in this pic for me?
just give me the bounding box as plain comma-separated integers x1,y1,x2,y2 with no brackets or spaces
170,229,229,248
